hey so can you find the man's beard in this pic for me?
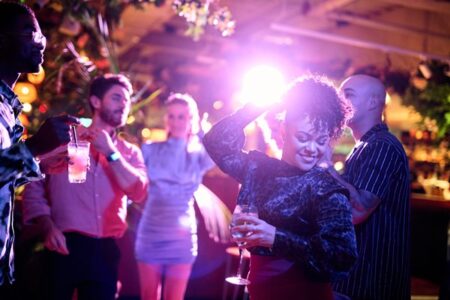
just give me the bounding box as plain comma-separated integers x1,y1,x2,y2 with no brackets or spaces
99,108,126,128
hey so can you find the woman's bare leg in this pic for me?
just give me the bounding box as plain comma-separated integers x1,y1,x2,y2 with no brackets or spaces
138,262,163,300
163,263,193,300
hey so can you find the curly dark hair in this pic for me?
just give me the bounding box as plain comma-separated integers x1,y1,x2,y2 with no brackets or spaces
283,75,352,140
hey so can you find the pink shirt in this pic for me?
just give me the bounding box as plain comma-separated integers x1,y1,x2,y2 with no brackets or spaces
22,136,148,238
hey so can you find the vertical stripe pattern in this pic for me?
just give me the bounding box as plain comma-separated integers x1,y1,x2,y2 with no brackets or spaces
333,124,411,300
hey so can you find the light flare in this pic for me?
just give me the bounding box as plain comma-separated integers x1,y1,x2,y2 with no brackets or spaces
239,65,286,107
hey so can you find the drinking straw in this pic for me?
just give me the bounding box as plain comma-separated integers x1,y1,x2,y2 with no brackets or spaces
71,125,78,147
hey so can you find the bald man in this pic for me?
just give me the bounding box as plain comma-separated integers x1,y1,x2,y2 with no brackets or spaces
330,75,410,300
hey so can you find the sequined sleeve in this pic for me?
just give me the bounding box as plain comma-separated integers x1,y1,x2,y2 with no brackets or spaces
272,191,357,281
203,105,263,183
0,141,42,187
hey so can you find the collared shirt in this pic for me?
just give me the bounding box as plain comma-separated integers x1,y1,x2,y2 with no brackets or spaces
203,106,357,282
333,124,411,300
0,80,42,285
22,130,148,239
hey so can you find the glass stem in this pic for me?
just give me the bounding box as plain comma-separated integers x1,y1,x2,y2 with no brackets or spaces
236,248,245,278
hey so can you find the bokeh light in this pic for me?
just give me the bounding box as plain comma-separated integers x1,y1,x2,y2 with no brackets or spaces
212,100,224,110
127,115,136,124
415,130,423,140
13,82,37,103
140,128,167,142
38,104,48,113
22,102,32,113
334,161,344,172
385,93,392,105
27,65,45,84
141,128,152,139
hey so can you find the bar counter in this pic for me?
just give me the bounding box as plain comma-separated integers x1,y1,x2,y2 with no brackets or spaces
412,192,450,211
411,192,449,294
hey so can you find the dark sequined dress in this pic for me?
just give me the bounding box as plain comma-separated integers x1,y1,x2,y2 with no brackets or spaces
203,106,357,300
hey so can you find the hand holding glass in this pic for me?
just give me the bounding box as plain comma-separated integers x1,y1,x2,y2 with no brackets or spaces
67,141,90,183
226,204,258,285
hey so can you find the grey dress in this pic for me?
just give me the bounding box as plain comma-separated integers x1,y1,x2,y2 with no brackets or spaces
135,137,214,264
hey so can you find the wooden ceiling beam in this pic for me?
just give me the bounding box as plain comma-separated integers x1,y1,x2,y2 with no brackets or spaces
308,0,357,16
327,12,450,40
380,0,450,15
270,22,450,62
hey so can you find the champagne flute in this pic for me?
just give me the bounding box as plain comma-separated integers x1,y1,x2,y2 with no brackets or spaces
226,203,258,285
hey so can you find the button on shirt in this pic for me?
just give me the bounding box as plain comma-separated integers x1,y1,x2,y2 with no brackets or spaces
22,133,148,239
0,80,42,284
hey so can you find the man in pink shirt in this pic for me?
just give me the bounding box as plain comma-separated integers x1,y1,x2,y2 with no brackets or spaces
22,73,148,300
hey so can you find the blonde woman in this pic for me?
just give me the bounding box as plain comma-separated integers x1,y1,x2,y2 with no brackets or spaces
135,93,214,300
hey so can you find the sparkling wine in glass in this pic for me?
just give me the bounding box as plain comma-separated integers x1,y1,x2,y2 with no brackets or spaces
226,203,258,285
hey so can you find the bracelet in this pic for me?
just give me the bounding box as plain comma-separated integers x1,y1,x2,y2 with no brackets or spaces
106,151,121,162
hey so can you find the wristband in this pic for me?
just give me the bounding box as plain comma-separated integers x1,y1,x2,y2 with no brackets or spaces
106,151,121,162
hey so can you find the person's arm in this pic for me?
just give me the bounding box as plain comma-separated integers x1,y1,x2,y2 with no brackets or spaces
234,192,357,280
0,142,42,187
326,168,381,224
22,180,51,225
1,115,80,186
22,180,69,255
327,141,401,224
32,215,69,255
203,104,265,182
198,143,215,172
106,144,148,203
24,115,80,157
86,129,148,202
275,192,357,279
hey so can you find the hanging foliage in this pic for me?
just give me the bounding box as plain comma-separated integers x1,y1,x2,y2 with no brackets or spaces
172,0,235,40
21,0,234,137
350,60,450,139
402,60,450,138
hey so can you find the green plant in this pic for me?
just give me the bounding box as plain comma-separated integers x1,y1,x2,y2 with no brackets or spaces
403,60,450,138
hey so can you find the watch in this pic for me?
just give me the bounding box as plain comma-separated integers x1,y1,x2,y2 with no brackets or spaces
106,151,121,162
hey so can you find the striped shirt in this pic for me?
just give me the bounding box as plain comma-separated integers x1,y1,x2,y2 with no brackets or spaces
333,123,411,300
